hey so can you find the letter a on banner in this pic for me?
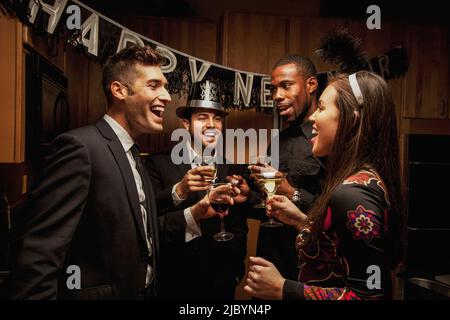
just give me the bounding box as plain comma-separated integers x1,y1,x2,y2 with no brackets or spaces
79,13,99,56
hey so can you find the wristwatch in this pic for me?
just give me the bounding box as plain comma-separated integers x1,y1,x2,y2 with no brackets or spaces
291,189,302,207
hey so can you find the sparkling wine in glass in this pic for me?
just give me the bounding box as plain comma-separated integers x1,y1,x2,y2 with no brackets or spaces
201,155,217,183
254,171,286,228
249,155,271,209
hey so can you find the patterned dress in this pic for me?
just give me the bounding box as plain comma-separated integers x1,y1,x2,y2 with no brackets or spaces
284,169,393,300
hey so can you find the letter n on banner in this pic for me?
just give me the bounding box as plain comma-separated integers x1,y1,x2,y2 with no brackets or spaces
234,72,254,107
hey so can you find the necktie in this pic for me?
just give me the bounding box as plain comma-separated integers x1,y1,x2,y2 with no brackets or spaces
130,144,153,257
130,144,148,210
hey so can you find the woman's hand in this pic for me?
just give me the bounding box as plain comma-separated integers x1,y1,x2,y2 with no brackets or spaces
266,195,307,231
244,256,285,300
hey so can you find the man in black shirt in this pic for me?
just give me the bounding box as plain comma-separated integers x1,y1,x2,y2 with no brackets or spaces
252,55,325,280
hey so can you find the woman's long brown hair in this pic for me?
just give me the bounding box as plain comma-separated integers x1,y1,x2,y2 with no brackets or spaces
306,71,404,268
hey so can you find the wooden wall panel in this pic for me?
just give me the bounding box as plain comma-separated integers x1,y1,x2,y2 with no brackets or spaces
402,25,449,119
160,19,218,61
114,15,162,42
0,16,16,163
222,12,288,73
220,11,284,149
64,47,90,129
86,60,107,124
288,17,348,73
24,30,65,73
0,18,24,163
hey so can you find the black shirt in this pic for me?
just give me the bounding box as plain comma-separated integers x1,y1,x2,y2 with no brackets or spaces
256,121,325,280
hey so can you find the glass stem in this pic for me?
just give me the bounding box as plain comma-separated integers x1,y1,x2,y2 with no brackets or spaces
220,215,225,233
267,194,273,223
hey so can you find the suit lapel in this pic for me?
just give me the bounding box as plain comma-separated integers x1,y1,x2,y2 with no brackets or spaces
96,119,148,249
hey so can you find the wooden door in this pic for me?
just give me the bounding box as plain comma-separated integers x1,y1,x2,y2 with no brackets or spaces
402,25,449,119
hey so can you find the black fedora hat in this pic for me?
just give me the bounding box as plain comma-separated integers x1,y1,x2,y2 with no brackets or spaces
176,80,228,119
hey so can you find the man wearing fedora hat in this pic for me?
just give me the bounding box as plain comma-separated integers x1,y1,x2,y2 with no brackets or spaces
146,79,250,299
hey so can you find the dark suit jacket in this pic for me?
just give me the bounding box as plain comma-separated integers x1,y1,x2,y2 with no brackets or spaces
146,150,249,299
10,119,159,300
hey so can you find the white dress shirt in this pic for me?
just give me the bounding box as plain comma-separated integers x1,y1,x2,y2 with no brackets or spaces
171,143,210,242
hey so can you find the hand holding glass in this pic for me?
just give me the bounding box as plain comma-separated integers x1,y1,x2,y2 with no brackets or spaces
200,156,217,183
254,171,287,227
249,156,271,209
208,183,234,241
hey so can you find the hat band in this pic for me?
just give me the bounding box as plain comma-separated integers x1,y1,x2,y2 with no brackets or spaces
188,99,222,110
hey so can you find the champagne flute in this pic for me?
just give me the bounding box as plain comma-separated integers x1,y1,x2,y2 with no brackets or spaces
201,155,217,184
249,155,271,208
254,170,287,228
209,183,234,241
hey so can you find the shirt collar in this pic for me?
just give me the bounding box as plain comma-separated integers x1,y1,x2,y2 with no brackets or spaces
300,121,313,139
185,142,217,165
186,142,201,164
103,114,135,153
284,120,312,139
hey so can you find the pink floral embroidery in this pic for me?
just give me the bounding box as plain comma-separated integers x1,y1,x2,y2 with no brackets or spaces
344,170,390,206
346,205,381,242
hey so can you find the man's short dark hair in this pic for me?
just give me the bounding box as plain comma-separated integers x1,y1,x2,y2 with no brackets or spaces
102,45,164,104
272,54,317,79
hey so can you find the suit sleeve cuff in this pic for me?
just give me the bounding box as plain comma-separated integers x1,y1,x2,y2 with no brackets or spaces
172,183,187,206
282,279,304,300
184,207,202,242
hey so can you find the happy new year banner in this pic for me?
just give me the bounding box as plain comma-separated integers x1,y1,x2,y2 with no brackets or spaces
0,0,408,112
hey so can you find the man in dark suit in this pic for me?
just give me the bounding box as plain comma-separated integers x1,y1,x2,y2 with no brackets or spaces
146,80,249,299
10,45,171,299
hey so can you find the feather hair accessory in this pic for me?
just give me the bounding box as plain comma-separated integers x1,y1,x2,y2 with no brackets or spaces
315,28,369,74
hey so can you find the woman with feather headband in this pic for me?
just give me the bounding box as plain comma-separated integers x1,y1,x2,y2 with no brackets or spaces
244,30,404,300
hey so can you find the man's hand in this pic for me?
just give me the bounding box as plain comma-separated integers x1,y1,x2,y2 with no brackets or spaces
226,175,249,204
190,189,235,221
175,166,214,199
276,178,295,198
190,194,216,221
